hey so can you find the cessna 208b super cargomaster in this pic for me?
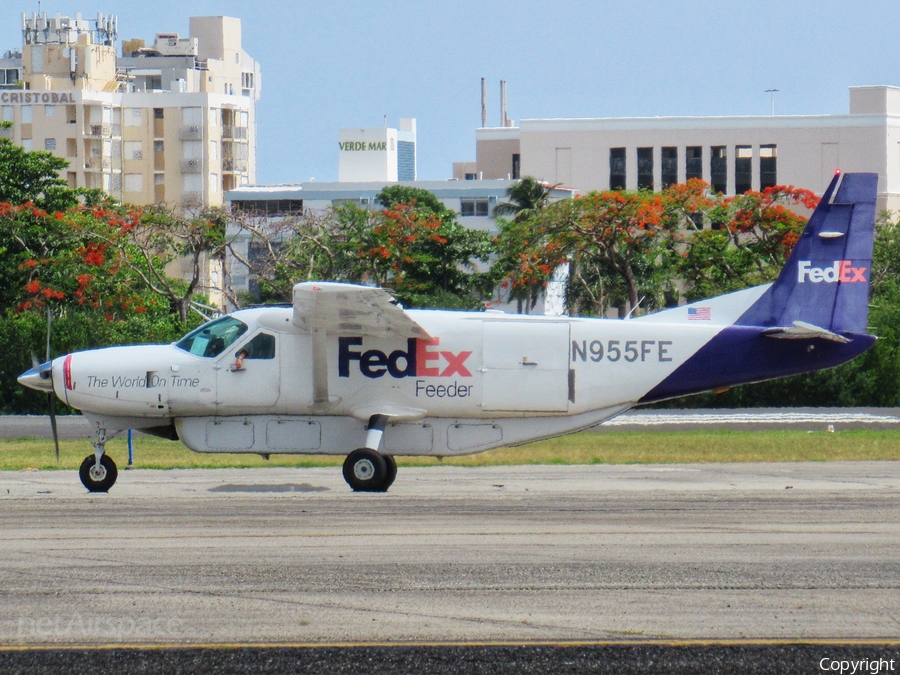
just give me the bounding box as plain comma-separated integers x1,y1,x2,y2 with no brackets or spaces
19,172,878,493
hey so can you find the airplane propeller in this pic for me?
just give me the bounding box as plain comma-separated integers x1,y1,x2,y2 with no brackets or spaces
31,310,61,462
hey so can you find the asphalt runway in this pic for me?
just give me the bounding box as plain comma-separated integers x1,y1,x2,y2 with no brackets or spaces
1,463,899,648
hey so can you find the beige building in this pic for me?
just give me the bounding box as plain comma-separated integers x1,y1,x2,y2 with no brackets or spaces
462,85,900,212
0,12,259,209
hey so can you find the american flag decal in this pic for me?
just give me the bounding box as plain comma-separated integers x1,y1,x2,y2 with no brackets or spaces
688,307,711,321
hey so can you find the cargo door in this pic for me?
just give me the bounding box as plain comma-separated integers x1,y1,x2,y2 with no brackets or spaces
481,321,569,412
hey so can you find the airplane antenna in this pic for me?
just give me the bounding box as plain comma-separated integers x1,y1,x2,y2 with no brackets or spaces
624,297,645,320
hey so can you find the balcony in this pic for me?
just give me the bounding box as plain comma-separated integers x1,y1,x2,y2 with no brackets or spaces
179,125,202,140
84,157,111,171
222,125,247,141
181,191,202,206
180,158,202,173
86,124,111,137
222,158,248,172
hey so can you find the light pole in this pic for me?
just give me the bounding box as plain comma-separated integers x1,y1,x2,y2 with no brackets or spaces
765,89,779,116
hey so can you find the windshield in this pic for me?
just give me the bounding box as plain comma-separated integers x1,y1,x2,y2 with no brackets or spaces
175,316,249,357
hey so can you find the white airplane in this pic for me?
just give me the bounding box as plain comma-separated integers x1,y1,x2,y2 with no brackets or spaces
19,172,877,493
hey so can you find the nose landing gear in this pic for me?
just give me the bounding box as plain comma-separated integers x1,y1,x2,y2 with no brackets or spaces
78,428,119,493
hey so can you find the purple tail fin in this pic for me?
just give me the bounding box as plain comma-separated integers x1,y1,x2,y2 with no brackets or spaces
736,172,877,334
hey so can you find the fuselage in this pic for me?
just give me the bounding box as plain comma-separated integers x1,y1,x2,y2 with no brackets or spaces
42,294,873,458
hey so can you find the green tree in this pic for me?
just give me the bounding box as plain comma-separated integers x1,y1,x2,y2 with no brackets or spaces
0,131,77,211
493,177,556,223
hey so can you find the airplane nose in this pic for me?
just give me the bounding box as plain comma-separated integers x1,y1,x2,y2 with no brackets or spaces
18,361,54,392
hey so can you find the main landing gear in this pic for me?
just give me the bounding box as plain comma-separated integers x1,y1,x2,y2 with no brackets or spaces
342,414,398,493
78,428,119,493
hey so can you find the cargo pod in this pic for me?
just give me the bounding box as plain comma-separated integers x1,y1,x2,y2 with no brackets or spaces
481,321,570,412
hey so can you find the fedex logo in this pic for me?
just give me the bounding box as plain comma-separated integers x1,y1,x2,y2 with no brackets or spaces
797,260,867,284
338,337,473,379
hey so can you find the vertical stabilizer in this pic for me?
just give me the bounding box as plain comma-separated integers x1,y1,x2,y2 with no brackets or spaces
736,172,877,334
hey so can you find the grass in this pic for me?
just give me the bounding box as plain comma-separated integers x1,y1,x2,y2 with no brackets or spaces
1,429,899,471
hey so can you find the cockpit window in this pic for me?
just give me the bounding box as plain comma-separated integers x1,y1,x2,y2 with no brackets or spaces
175,316,249,357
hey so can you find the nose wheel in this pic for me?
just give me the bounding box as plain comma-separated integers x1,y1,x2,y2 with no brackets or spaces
79,454,118,492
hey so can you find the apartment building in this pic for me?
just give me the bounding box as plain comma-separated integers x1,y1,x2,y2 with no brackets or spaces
0,12,259,209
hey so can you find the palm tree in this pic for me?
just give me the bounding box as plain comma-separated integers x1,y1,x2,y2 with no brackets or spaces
493,177,557,223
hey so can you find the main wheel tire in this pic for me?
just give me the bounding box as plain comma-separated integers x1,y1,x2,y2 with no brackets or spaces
383,454,398,491
342,448,388,492
79,454,118,493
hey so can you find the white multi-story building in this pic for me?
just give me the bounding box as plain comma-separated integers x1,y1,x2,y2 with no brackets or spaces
0,12,259,208
460,85,900,212
338,119,416,182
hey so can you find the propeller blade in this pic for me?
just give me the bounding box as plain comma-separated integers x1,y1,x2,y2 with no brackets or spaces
45,308,52,363
45,308,58,461
48,393,60,462
31,352,40,370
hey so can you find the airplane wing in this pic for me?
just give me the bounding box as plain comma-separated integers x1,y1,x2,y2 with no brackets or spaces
292,282,431,409
292,281,431,339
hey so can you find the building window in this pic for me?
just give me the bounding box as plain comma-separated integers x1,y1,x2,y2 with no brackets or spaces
241,72,254,89
153,108,164,119
637,147,654,191
66,138,76,157
209,108,217,126
44,138,56,151
760,144,777,189
231,199,303,216
2,105,12,122
44,105,55,117
125,140,142,160
154,140,164,153
460,198,489,217
124,173,143,193
686,146,702,180
183,173,202,193
735,145,752,194
209,173,218,193
22,106,32,123
464,173,477,181
182,140,202,160
512,153,520,179
661,147,678,188
609,147,626,190
0,68,21,86
125,108,142,126
22,138,33,151
710,146,727,194
155,173,165,185
182,107,202,125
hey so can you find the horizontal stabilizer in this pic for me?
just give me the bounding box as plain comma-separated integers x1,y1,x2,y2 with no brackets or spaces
762,320,851,343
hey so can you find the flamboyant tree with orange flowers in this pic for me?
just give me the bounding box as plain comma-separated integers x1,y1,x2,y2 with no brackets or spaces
677,185,818,301
496,184,696,316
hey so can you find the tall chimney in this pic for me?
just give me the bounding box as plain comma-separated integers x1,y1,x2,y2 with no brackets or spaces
481,77,486,128
500,80,508,127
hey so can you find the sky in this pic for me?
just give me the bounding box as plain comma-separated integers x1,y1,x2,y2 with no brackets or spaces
3,1,900,184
